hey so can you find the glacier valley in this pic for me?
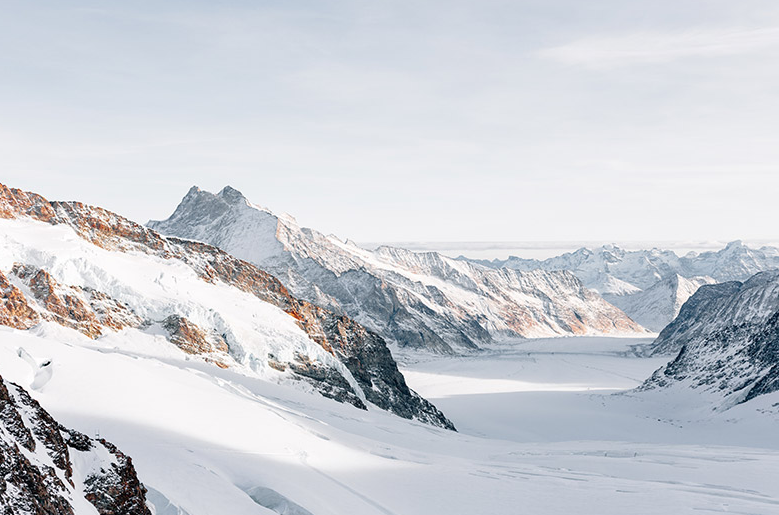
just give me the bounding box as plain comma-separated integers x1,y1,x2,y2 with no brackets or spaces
2,328,778,515
1,183,778,514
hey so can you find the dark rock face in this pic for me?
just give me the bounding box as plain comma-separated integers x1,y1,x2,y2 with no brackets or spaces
651,281,744,355
0,374,151,515
84,439,151,515
651,272,779,356
641,271,779,406
643,313,779,403
0,183,455,430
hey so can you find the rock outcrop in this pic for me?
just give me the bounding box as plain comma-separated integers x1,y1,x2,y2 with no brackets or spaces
0,270,40,330
0,374,151,514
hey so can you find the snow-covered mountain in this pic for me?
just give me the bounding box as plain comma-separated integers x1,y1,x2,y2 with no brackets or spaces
472,242,779,331
0,373,150,515
602,274,716,331
641,270,779,408
148,186,644,353
0,183,452,429
650,271,779,356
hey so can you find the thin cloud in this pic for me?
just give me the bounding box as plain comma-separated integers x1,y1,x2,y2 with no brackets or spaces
539,26,779,68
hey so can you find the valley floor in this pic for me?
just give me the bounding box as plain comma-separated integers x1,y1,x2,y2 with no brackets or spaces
2,328,778,515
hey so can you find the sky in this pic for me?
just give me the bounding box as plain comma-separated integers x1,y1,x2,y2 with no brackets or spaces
2,0,778,243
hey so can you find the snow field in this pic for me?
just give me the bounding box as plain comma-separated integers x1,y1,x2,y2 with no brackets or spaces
2,330,778,514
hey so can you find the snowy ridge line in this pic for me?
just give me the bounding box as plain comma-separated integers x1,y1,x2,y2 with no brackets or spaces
149,186,645,354
0,182,454,429
466,241,779,331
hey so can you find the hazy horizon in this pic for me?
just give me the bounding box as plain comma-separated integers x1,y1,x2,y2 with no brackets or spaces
359,239,779,260
3,1,778,242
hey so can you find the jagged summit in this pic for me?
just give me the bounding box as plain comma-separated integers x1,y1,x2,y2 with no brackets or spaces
470,241,779,332
149,186,645,354
218,185,249,204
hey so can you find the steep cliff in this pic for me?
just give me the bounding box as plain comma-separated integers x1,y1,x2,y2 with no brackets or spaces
0,374,150,515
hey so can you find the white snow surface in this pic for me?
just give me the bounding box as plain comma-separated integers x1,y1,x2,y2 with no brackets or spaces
2,326,778,515
0,217,362,398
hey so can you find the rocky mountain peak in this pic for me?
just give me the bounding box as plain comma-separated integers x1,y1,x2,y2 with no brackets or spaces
0,182,455,429
184,185,202,197
218,185,249,205
150,186,646,356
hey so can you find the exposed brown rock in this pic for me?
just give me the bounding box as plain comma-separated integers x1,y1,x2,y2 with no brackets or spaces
84,439,151,515
268,360,287,372
7,264,144,339
85,289,143,332
162,314,229,355
13,264,104,338
0,270,40,330
10,382,74,485
0,183,455,428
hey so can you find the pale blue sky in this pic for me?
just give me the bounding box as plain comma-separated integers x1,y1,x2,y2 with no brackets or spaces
2,1,778,242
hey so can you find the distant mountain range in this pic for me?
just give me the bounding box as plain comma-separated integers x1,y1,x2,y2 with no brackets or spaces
148,186,644,353
468,242,779,331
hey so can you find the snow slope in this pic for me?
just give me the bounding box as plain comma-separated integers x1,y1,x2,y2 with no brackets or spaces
149,187,644,353
2,330,777,515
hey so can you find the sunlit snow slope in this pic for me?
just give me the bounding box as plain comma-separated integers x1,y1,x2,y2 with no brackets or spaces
3,331,778,515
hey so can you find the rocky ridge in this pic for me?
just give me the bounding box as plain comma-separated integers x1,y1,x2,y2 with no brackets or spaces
0,373,151,515
148,186,644,354
0,183,453,429
640,271,779,407
471,242,779,331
